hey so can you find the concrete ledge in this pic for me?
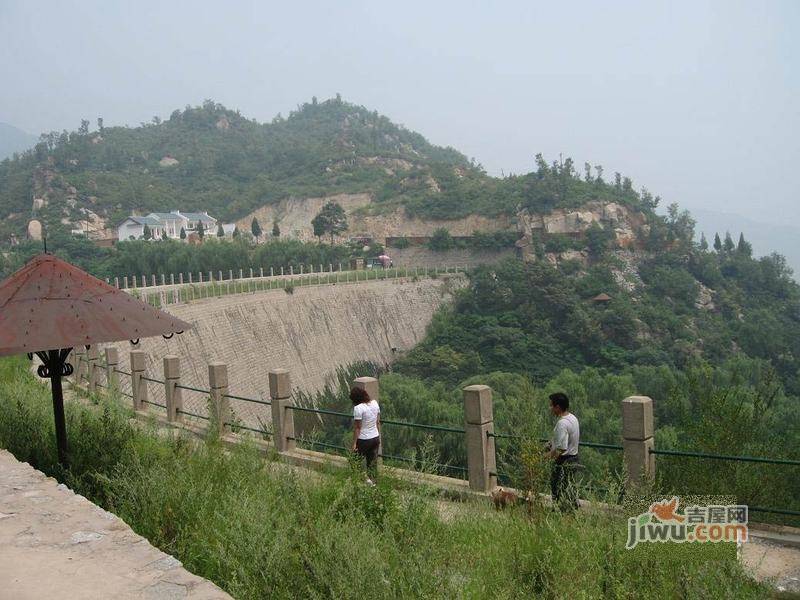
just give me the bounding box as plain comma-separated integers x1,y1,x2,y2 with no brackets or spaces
0,449,231,600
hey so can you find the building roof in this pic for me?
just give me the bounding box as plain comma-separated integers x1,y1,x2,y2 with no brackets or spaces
592,293,612,302
148,212,187,222
180,212,216,223
121,216,161,227
0,254,191,356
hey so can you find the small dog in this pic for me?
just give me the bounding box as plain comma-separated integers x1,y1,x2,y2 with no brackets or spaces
491,487,522,510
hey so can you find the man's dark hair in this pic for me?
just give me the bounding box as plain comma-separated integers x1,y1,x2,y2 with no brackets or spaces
350,386,371,406
549,392,569,411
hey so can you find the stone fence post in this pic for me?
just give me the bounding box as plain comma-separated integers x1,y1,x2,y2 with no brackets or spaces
208,363,230,435
353,376,379,401
163,356,182,423
72,347,86,386
269,369,295,451
130,351,148,411
622,396,655,488
104,347,119,390
86,345,100,393
463,385,497,492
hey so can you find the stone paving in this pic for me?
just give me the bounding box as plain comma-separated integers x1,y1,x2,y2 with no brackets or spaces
0,449,231,600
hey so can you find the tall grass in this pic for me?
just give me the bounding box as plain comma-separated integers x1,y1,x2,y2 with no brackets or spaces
0,357,770,599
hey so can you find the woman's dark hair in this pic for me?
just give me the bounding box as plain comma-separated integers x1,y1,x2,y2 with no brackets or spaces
350,386,371,406
549,392,569,411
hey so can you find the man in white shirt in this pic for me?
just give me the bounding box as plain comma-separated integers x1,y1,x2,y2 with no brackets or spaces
546,392,580,512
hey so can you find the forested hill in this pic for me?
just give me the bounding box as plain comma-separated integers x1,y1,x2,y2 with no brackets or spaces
0,96,657,241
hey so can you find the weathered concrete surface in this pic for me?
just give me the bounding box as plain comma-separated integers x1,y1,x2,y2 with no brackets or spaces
108,276,463,426
388,247,515,268
0,449,231,600
742,537,800,593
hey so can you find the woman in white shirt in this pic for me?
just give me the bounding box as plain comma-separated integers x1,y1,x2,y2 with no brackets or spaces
350,386,381,483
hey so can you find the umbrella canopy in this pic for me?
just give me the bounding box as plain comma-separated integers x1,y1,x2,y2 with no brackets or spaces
0,254,191,465
0,254,190,356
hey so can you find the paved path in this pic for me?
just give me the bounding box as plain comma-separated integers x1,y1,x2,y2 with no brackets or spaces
0,450,231,600
742,536,800,593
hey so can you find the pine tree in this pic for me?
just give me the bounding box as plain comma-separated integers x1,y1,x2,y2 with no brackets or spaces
713,233,723,252
723,231,735,252
272,220,280,237
197,221,205,239
161,230,168,241
699,232,708,251
251,217,262,239
217,223,225,237
142,224,152,240
737,232,752,257
179,227,186,240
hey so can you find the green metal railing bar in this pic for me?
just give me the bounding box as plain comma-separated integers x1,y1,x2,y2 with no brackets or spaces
379,451,468,476
289,437,347,452
176,408,210,420
226,423,271,436
142,399,167,409
381,418,466,435
141,376,165,385
114,368,132,376
175,383,211,394
489,431,623,451
748,506,800,517
223,393,271,407
650,448,800,467
288,406,351,418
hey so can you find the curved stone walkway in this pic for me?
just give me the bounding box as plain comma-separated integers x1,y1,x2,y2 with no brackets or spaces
0,450,231,600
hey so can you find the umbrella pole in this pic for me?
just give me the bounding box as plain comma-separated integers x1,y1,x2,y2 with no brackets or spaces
39,349,70,467
50,366,69,467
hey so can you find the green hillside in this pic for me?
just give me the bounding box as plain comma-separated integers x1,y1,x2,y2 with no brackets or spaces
0,97,654,241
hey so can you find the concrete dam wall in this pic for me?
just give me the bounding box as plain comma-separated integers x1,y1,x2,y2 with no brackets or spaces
109,276,463,426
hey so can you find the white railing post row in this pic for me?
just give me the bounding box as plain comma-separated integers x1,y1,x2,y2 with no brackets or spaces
163,356,182,423
130,350,148,411
86,345,100,393
208,363,230,435
463,385,497,493
114,277,120,288
104,347,119,390
170,273,175,285
622,396,655,489
179,273,184,284
269,369,295,451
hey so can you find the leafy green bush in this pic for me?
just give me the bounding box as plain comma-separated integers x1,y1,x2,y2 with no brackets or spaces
426,228,455,251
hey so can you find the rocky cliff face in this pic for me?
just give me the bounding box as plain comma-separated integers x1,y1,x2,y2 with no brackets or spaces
238,193,514,243
515,201,649,261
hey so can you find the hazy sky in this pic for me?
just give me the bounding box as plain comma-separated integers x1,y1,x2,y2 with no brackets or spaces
1,1,798,226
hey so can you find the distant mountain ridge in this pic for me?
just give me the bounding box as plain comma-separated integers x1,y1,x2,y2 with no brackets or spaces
0,97,655,243
0,122,37,160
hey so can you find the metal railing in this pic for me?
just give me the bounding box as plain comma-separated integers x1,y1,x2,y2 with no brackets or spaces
73,357,799,522
650,447,800,467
